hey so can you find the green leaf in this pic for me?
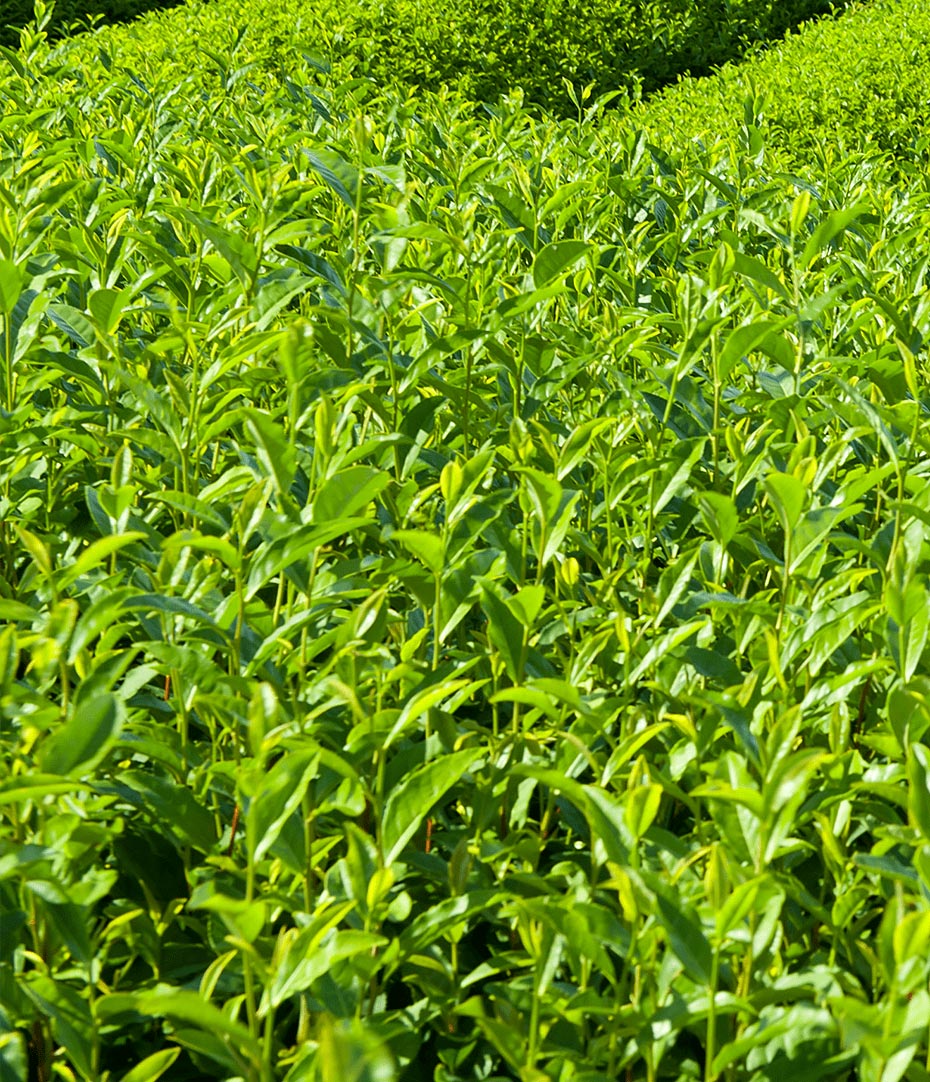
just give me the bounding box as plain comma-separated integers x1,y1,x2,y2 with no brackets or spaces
88,286,133,336
887,679,930,751
266,929,386,1010
245,409,296,498
245,519,370,597
21,976,94,1079
0,260,25,317
764,472,806,535
800,206,866,270
655,892,713,985
46,303,94,348
887,580,930,682
176,210,257,288
0,1026,27,1082
908,744,930,842
533,240,589,289
392,529,444,576
317,1015,397,1082
58,533,147,591
399,891,505,956
557,418,610,480
0,777,87,805
0,599,38,622
122,593,220,628
732,251,791,302
624,784,662,840
519,466,562,524
261,901,352,1009
478,580,525,683
97,988,259,1065
247,749,319,864
715,877,765,941
304,148,361,208
118,1049,181,1082
314,466,390,523
511,765,630,867
382,748,483,865
162,531,241,570
117,770,218,852
628,619,706,683
148,491,231,532
711,1003,828,1075
38,694,123,776
699,492,739,548
654,550,699,629
716,321,775,381
30,895,92,965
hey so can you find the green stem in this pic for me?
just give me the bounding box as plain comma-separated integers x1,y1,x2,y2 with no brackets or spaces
705,948,720,1082
2,310,12,412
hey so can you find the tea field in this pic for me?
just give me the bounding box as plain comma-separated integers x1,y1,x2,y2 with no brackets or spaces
4,1,930,1080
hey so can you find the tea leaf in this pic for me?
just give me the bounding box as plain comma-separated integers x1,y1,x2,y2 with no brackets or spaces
38,694,124,776
118,1049,181,1082
532,240,590,288
382,748,483,865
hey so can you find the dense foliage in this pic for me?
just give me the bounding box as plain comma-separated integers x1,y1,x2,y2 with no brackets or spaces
4,2,930,1081
1,0,854,111
339,0,851,115
641,0,930,163
0,0,181,47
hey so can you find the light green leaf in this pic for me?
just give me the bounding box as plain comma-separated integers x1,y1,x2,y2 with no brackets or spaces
88,286,133,336
764,471,806,535
0,259,25,316
624,784,662,840
801,206,866,270
382,748,483,865
908,744,930,842
314,466,390,523
119,1049,181,1082
532,240,589,289
392,529,444,576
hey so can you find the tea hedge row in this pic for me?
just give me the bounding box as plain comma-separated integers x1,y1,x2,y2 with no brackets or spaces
639,0,930,164
335,0,852,115
12,0,856,115
0,0,181,47
5,23,930,1080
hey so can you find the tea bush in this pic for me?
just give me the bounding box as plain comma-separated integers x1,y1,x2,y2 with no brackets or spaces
6,0,855,113
641,0,930,163
5,3,930,1082
340,0,853,114
0,0,182,46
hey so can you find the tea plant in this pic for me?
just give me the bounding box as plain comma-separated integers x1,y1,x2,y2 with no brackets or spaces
640,0,930,165
24,0,856,117
0,0,182,48
338,0,852,116
3,4,930,1082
